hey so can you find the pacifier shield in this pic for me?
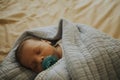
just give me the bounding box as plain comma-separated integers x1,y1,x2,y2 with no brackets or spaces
42,55,58,70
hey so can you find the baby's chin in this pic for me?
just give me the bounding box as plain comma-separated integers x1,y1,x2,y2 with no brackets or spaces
34,68,43,73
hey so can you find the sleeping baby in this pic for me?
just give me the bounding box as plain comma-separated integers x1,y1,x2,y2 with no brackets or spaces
15,37,62,73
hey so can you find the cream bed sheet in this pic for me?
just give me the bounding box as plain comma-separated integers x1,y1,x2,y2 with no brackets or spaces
0,0,120,62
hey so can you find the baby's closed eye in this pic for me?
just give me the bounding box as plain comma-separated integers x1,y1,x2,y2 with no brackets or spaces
34,45,41,55
36,49,41,55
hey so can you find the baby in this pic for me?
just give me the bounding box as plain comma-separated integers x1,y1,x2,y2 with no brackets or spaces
15,37,62,73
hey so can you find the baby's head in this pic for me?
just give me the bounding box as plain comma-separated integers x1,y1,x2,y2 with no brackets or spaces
15,37,61,73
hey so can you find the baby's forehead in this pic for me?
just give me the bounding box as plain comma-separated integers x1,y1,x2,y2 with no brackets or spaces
23,38,40,44
25,38,40,42
22,39,39,47
21,40,39,56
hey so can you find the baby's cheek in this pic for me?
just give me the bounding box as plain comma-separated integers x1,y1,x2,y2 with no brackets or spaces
43,47,55,56
33,66,43,73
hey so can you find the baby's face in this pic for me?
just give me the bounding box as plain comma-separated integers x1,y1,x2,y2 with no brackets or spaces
20,39,60,73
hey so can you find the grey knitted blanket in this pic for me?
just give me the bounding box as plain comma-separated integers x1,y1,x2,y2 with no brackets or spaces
35,19,120,80
0,19,120,80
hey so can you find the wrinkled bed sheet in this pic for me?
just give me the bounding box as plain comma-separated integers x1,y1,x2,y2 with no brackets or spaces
0,0,120,62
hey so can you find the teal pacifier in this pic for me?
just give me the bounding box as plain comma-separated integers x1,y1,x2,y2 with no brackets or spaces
42,55,58,70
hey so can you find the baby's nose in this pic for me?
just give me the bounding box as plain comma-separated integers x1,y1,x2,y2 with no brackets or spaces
36,56,44,63
41,57,44,61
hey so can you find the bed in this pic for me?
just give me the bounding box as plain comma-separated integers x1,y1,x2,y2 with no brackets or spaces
0,0,120,80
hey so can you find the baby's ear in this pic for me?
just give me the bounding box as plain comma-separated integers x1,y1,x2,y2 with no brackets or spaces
41,39,51,44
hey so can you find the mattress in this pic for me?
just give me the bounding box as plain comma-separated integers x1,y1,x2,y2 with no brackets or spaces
0,0,120,62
